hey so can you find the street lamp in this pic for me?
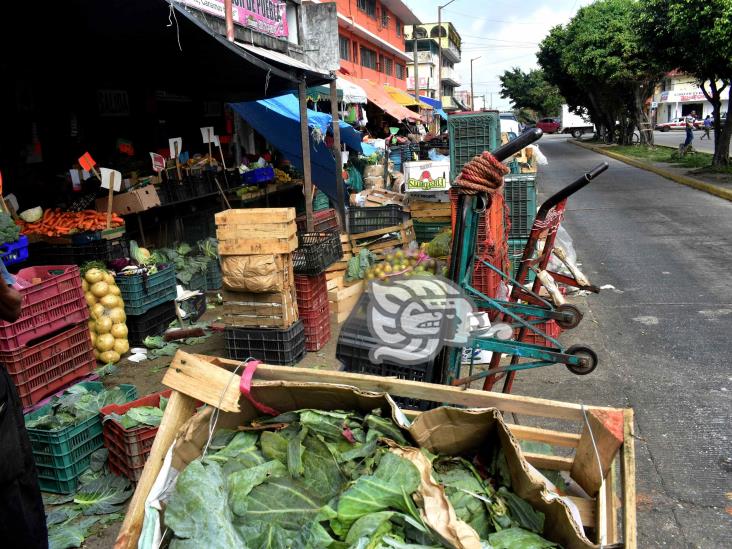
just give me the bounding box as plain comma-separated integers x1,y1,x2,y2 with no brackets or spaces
470,56,481,111
437,0,456,105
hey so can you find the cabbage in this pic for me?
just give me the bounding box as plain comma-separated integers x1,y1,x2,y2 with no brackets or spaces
19,206,43,223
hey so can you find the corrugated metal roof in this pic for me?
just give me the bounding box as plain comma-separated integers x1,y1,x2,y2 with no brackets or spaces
234,42,330,77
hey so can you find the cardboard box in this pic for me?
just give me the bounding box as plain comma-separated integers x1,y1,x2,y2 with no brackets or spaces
95,186,161,215
403,160,451,192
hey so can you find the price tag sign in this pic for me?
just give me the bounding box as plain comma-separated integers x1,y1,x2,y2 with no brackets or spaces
213,135,221,147
200,126,215,143
100,167,122,191
78,152,96,171
168,137,182,159
150,152,166,173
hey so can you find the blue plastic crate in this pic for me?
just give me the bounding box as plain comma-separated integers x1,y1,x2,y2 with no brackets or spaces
1,235,29,266
508,238,536,285
116,265,178,316
242,166,275,185
449,111,500,180
504,174,537,239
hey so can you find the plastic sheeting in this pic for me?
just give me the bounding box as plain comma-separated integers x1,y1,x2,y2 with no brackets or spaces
229,94,365,203
419,96,448,120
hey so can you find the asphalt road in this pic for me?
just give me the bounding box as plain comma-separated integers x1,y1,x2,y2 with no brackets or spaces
513,134,732,547
652,129,729,155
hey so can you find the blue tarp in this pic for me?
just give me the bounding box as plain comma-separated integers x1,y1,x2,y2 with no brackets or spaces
419,96,448,120
229,94,365,203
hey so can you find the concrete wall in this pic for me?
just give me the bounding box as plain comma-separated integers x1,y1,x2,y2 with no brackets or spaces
301,2,340,71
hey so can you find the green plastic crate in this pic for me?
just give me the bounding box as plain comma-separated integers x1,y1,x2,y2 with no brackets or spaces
25,381,137,493
504,174,537,239
448,111,501,180
116,265,177,316
508,238,536,285
413,220,451,244
184,268,208,292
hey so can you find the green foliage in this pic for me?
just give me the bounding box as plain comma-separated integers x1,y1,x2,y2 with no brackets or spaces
25,385,129,431
152,242,210,285
0,212,20,244
499,68,564,117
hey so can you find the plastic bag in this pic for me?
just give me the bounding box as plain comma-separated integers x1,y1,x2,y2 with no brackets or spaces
546,225,576,274
528,145,548,165
427,148,449,161
346,165,363,192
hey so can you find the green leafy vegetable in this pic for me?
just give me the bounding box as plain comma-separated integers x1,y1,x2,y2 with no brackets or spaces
426,230,452,259
0,212,21,244
143,335,165,349
488,527,558,548
25,385,129,431
73,475,132,515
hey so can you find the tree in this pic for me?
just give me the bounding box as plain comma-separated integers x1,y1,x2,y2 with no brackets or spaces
499,68,563,117
637,0,732,166
538,0,664,145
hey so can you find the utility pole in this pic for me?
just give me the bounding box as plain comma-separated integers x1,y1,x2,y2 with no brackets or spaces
412,26,419,101
470,56,481,112
437,0,456,105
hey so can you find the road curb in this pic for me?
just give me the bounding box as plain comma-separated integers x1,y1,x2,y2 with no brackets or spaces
570,140,732,202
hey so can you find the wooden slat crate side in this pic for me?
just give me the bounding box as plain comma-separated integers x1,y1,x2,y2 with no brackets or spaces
215,207,296,225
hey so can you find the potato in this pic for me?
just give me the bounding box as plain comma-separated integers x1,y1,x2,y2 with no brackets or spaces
103,272,115,286
113,338,129,356
95,316,113,334
81,279,89,292
100,294,118,309
85,269,104,284
90,331,96,347
99,350,121,364
110,324,128,339
90,303,105,320
96,333,115,352
91,281,109,298
108,285,121,296
85,292,97,308
109,307,126,325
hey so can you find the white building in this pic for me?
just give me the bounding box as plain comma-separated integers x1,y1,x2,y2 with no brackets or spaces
654,71,729,123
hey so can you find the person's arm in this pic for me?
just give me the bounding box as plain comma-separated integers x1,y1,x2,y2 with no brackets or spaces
0,280,22,322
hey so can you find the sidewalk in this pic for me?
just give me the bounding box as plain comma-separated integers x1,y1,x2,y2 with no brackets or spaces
571,139,732,201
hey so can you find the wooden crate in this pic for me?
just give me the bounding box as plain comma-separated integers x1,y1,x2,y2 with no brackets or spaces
115,351,636,549
216,208,298,255
222,288,298,328
350,220,415,255
409,199,452,221
328,280,364,323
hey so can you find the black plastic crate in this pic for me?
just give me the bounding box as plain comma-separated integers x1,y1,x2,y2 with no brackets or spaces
225,320,306,366
126,300,177,345
336,293,438,411
292,229,342,276
348,205,403,234
179,293,206,323
30,238,129,267
186,172,215,197
205,261,222,290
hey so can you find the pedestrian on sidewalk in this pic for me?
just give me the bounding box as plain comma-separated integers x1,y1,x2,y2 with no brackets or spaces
684,110,697,147
701,114,712,140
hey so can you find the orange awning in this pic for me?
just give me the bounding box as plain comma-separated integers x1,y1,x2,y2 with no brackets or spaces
340,73,423,122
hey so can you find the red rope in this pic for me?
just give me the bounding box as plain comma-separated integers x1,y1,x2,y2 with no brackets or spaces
454,152,509,195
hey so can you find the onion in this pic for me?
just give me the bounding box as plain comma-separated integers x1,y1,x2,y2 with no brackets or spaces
100,294,118,309
90,303,105,320
85,292,97,307
109,307,126,324
85,269,104,284
96,333,115,352
110,324,128,339
95,316,113,334
113,338,129,355
91,281,109,298
99,350,121,364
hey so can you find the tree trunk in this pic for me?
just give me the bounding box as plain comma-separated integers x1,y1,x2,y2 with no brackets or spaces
713,85,731,167
634,85,653,146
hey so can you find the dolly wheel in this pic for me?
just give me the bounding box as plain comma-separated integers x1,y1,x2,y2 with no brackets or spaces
565,345,598,375
556,304,583,329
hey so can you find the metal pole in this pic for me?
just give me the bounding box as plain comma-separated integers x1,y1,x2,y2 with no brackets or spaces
298,79,314,232
470,56,481,111
329,77,346,230
412,27,419,101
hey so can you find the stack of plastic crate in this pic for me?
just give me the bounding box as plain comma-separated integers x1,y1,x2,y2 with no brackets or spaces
100,390,170,482
0,266,95,409
117,264,178,344
294,274,330,351
24,381,137,493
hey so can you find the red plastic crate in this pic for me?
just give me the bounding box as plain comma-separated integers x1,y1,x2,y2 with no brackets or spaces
9,322,95,408
517,319,562,347
0,265,88,351
300,303,330,351
295,208,339,233
100,390,171,481
294,274,328,312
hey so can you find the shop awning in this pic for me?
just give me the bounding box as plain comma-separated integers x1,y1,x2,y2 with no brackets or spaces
235,42,330,79
340,74,423,122
383,85,432,110
307,78,368,104
419,96,448,120
229,94,364,203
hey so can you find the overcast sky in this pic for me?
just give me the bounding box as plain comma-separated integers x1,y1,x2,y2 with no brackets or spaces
403,0,594,110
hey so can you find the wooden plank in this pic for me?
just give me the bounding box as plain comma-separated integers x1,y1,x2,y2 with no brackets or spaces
350,222,408,241
223,315,297,328
330,290,361,314
165,353,242,412
326,261,349,272
570,408,625,496
216,222,296,240
522,452,574,471
567,496,596,528
215,207,295,225
330,308,354,323
605,460,619,544
193,353,623,421
325,270,345,281
218,234,298,255
508,424,581,448
328,280,364,302
326,276,343,291
114,391,197,549
411,214,452,222
622,409,637,549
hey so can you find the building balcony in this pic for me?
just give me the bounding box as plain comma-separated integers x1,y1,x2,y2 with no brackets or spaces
441,66,461,86
440,39,461,63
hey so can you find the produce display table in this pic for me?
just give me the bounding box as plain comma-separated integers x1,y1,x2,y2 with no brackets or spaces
115,351,637,549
